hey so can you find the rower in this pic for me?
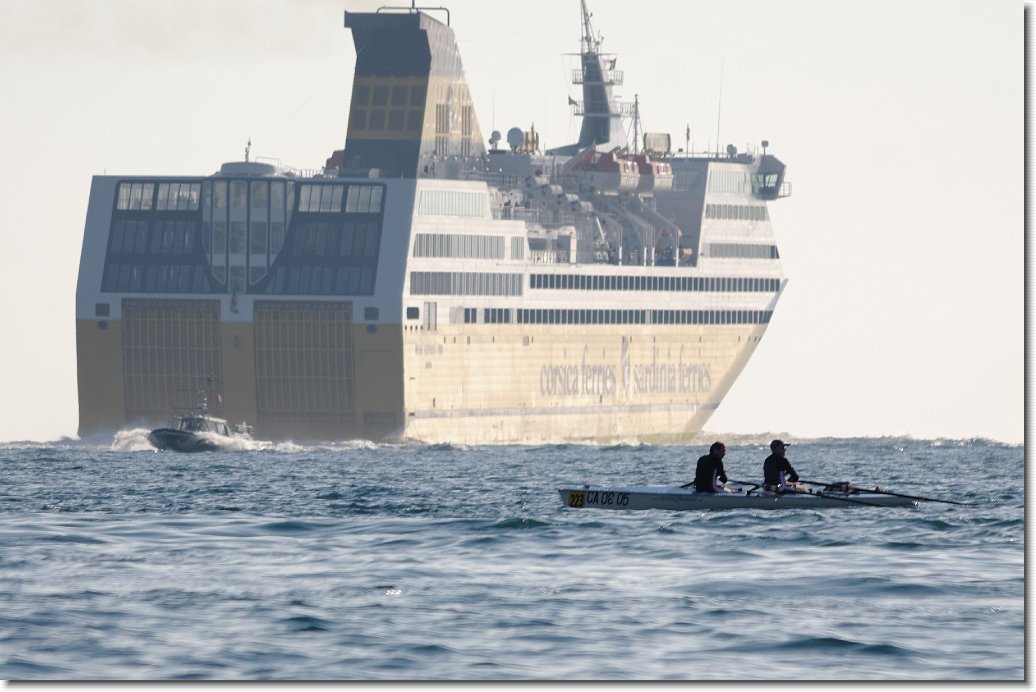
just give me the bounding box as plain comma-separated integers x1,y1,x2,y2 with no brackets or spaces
762,439,804,493
693,441,729,493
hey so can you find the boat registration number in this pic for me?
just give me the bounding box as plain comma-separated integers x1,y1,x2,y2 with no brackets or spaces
566,490,630,508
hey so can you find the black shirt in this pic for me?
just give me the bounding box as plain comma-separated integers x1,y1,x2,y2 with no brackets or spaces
763,454,799,486
693,453,727,492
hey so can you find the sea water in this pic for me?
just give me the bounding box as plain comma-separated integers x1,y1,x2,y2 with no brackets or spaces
0,435,1023,681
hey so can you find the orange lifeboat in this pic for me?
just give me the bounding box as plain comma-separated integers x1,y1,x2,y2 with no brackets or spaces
565,147,640,193
632,154,674,194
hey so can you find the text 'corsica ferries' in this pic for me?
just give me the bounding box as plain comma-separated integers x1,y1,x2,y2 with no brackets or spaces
75,1,792,445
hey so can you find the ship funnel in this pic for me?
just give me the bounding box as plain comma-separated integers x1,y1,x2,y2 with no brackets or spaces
340,11,484,178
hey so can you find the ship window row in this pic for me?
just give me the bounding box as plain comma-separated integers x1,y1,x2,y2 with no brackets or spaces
299,184,344,213
651,309,773,325
350,81,427,134
208,220,287,257
484,308,511,324
752,174,781,195
410,271,523,296
354,82,427,108
263,265,375,296
705,203,768,221
530,273,780,293
157,183,201,211
285,220,382,259
516,308,643,325
102,263,214,294
707,169,750,194
707,243,780,260
211,264,263,293
511,237,526,260
354,81,425,109
492,309,774,326
100,260,375,297
413,233,505,259
109,219,198,255
350,106,424,134
297,184,384,214
210,180,291,211
418,190,486,218
116,180,200,209
116,182,204,211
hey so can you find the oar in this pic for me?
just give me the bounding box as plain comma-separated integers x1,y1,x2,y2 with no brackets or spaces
812,493,888,508
799,479,975,506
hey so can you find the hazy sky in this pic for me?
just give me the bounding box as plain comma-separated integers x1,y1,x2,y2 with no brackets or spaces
0,0,1022,443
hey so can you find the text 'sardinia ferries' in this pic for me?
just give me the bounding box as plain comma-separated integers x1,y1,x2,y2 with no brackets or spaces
74,1,791,444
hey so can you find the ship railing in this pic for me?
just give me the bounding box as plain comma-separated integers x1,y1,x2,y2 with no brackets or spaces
492,206,542,222
295,166,339,179
462,169,522,188
263,164,339,179
490,207,578,229
571,100,637,117
571,68,624,86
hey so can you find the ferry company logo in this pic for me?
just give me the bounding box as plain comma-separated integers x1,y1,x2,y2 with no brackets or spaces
539,346,617,397
539,342,711,399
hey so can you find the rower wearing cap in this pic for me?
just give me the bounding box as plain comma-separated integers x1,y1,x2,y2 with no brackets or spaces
763,439,802,492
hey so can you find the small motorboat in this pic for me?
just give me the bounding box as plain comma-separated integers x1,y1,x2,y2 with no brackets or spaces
557,484,920,511
148,394,253,453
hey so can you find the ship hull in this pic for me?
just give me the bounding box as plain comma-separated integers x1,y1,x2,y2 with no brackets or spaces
147,428,221,453
400,323,764,445
78,311,765,444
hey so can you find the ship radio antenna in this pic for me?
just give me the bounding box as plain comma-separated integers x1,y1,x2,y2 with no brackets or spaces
631,94,641,154
715,63,723,158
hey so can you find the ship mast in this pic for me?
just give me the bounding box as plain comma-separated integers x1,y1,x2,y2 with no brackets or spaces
546,0,630,155
580,0,600,54
632,94,641,154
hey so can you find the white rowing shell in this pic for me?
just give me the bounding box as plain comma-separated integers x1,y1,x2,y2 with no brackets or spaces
558,485,918,511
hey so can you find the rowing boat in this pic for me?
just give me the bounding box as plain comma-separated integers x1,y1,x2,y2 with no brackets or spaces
557,485,918,511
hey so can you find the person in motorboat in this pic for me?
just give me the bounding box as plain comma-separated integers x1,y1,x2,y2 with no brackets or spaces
693,441,730,493
763,439,804,493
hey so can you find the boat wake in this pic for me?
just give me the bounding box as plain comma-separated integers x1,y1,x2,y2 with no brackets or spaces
111,428,157,452
111,427,273,453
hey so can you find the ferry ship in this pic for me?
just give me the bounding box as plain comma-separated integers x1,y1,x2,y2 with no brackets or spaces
75,1,791,444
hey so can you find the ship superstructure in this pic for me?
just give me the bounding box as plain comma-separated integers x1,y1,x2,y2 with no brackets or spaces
75,2,791,444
